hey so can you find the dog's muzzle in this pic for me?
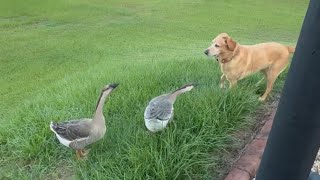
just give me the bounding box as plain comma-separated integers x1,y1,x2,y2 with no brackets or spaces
204,49,209,55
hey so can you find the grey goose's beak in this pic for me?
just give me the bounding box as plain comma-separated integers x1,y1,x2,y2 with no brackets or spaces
109,83,119,89
102,83,119,92
192,82,200,87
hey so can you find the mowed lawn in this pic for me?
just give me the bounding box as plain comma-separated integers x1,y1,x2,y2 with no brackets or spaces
0,0,308,179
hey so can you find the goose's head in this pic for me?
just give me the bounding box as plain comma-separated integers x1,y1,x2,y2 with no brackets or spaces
102,83,119,93
95,83,119,110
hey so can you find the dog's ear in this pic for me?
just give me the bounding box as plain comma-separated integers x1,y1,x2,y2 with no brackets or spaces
224,37,236,51
220,33,230,39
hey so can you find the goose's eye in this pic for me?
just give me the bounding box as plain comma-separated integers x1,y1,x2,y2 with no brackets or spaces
215,44,220,48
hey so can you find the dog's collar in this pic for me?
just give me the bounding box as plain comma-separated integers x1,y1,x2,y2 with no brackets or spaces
221,58,232,64
220,45,239,64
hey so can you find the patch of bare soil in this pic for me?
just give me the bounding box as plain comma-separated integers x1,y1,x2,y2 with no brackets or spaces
312,150,320,174
43,159,75,180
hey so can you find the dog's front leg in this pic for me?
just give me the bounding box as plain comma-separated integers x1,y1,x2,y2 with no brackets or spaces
229,80,237,88
220,74,227,88
255,77,265,87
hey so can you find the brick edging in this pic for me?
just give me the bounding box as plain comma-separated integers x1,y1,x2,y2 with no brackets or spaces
224,109,277,180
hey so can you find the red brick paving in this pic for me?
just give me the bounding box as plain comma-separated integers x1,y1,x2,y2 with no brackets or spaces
225,168,251,180
224,109,277,180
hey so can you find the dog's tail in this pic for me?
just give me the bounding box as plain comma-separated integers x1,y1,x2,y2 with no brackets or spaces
287,46,295,54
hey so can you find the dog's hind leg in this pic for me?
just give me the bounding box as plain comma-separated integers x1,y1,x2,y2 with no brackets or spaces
259,68,276,101
259,77,275,101
259,66,285,101
259,56,289,101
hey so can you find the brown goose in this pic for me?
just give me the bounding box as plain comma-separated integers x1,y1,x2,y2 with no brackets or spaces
50,83,118,159
144,83,194,132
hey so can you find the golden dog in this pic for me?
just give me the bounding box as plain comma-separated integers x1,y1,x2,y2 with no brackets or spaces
204,33,295,101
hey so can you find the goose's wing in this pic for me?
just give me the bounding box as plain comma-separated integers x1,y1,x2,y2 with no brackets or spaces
144,98,173,121
50,118,92,141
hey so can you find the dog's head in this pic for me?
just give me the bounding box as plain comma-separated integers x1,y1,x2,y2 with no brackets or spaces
204,33,237,63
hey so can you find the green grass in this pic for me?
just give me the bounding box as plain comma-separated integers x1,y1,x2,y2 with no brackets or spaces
0,0,308,179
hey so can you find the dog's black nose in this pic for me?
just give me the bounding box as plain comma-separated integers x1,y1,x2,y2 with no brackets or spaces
204,49,209,55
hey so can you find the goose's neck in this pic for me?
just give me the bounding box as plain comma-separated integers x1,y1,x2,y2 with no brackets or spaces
169,89,186,103
168,93,178,102
92,91,110,124
168,87,191,102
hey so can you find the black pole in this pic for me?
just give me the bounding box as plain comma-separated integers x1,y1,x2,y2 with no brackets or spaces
256,0,320,180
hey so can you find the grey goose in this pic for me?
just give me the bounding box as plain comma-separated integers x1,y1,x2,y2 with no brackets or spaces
144,83,194,132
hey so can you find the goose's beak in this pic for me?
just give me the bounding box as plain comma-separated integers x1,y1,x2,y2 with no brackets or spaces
109,83,119,89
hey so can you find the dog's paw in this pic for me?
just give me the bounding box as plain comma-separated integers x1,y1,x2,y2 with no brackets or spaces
258,97,266,101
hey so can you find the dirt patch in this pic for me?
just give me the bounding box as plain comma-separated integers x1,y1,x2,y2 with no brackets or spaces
43,159,75,180
312,150,320,174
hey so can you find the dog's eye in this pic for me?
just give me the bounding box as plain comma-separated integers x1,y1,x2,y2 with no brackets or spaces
215,44,220,47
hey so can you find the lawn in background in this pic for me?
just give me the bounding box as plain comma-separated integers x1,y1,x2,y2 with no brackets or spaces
0,0,308,179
